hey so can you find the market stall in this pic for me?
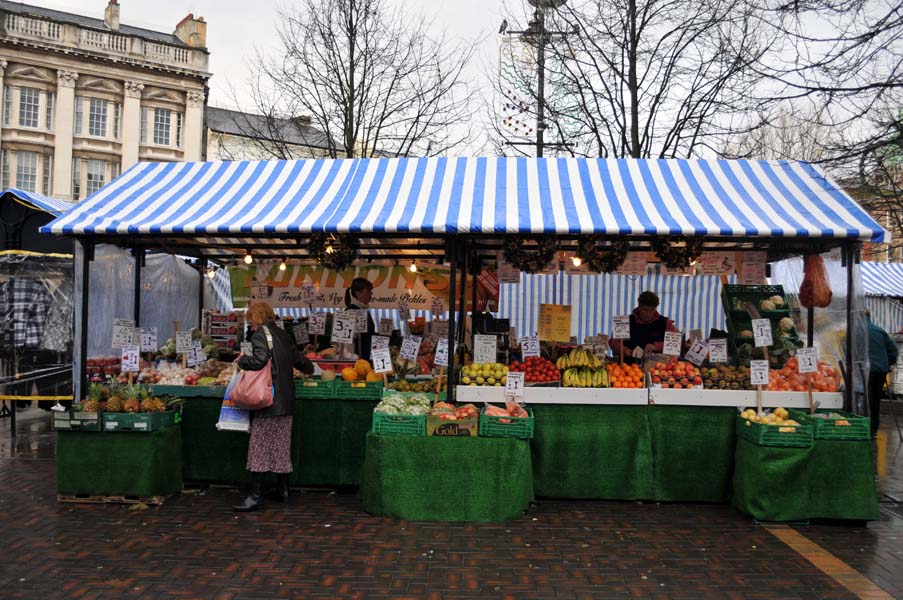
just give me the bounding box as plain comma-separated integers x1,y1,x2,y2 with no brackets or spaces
42,157,887,521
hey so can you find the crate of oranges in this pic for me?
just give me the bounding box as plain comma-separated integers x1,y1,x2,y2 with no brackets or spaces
605,362,645,389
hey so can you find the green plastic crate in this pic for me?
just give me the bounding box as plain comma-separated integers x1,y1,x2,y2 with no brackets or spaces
479,407,534,439
371,412,426,436
735,414,813,448
294,379,336,399
381,389,447,402
103,410,180,432
788,409,870,441
335,380,383,400
151,384,226,398
52,410,103,431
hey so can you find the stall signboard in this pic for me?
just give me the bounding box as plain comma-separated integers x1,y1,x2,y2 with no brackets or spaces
379,318,394,336
400,336,422,362
612,315,630,339
685,339,708,366
538,304,572,343
136,327,157,352
797,347,818,373
740,252,767,285
434,338,449,367
371,335,390,353
372,348,393,373
331,314,355,344
294,322,309,345
496,252,521,284
506,371,525,398
176,331,193,354
616,252,647,275
708,339,728,363
663,331,683,356
750,360,770,386
308,313,327,336
112,318,135,349
521,335,540,358
120,345,140,372
696,252,736,275
474,334,497,364
752,318,773,347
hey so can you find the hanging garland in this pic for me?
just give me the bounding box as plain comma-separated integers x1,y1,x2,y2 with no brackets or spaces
649,235,705,270
575,236,631,273
307,233,359,271
502,235,558,274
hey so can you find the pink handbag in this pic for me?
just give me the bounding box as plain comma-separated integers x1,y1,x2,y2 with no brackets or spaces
231,327,275,411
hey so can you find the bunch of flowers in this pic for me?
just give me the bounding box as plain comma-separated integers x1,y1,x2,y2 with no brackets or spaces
502,235,558,274
575,236,631,273
649,235,704,270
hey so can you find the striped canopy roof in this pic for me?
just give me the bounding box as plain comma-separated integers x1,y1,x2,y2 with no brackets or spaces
42,157,887,243
3,187,75,216
862,262,903,297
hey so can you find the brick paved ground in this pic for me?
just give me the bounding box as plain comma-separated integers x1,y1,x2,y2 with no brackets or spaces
2,403,903,599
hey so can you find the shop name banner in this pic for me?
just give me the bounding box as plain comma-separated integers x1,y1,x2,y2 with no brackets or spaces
696,252,736,275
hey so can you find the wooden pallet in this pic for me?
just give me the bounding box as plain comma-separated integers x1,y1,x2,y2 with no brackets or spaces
57,493,168,505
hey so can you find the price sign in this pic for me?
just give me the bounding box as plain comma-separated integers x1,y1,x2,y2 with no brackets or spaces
250,281,268,300
371,335,390,353
112,318,136,349
740,252,767,285
348,309,367,333
432,320,449,338
308,313,326,336
708,339,728,363
797,347,818,373
506,371,525,398
750,359,770,386
136,327,157,352
187,341,205,366
612,315,630,339
240,341,253,355
434,338,449,367
688,329,703,343
120,344,140,372
430,297,444,315
521,335,540,358
397,299,411,321
496,252,521,284
685,339,708,366
331,314,355,344
474,334,497,364
300,283,317,305
372,348,393,373
379,318,394,336
752,318,773,347
597,334,609,351
663,331,683,356
399,336,422,362
176,331,193,354
294,322,309,345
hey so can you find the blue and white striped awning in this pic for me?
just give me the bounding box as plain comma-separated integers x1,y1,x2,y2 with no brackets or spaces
3,187,75,216
42,157,887,242
862,262,903,297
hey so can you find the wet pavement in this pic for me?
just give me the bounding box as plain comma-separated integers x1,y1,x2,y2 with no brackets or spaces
2,403,903,599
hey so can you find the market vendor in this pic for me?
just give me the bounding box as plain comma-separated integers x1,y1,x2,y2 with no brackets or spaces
608,291,679,357
344,277,376,361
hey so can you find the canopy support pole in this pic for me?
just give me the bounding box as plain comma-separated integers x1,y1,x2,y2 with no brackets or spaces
133,247,144,326
198,258,207,329
471,248,479,354
77,240,94,401
844,242,856,412
447,238,458,404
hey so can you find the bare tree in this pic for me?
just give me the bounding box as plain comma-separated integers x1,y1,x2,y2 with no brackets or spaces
238,0,476,158
718,105,840,161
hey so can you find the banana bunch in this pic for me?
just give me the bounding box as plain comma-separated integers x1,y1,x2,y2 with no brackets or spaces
562,367,609,388
555,348,603,370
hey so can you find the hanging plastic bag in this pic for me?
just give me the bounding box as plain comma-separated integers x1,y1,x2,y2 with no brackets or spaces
216,371,250,432
799,254,833,308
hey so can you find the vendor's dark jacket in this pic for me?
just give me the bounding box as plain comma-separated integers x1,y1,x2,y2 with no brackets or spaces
237,320,314,418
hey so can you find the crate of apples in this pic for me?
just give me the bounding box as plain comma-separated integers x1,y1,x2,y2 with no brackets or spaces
649,357,703,389
508,356,560,383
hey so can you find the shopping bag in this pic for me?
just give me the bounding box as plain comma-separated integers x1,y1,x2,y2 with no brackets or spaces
230,327,275,410
217,372,251,432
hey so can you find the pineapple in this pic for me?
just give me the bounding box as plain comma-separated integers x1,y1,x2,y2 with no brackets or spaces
139,386,156,413
105,384,126,413
124,385,141,414
82,383,103,413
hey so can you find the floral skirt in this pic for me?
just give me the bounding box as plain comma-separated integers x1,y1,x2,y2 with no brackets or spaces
246,415,293,473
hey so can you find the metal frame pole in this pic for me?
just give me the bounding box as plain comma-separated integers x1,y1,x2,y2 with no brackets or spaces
133,247,144,326
844,242,855,412
78,240,94,400
198,258,207,329
447,238,457,403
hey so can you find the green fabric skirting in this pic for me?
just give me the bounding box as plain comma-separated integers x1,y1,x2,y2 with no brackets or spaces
648,406,736,502
181,398,250,484
360,433,533,522
530,404,653,500
56,426,182,497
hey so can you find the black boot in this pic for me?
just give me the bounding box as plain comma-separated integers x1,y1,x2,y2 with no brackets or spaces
268,473,290,503
233,473,264,512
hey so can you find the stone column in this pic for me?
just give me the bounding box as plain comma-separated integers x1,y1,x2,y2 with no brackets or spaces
0,60,7,160
53,69,78,199
121,81,144,169
183,89,204,161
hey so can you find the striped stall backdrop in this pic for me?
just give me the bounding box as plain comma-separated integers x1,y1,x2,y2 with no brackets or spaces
865,297,903,334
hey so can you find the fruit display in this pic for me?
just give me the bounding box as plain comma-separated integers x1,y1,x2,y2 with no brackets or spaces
429,401,479,420
374,391,431,415
700,364,751,390
386,378,448,392
87,356,122,382
407,316,427,335
739,407,801,432
485,402,529,422
460,362,508,386
606,362,643,388
648,357,702,389
765,356,840,392
563,366,609,388
157,328,219,358
75,383,171,414
509,356,560,383
555,347,603,370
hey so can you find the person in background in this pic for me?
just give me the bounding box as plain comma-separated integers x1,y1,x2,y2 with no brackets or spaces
344,277,376,361
233,300,314,512
608,291,679,357
867,310,898,437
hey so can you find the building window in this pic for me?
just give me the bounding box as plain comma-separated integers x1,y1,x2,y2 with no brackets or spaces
2,86,10,126
71,158,80,199
88,98,108,137
140,107,147,144
45,92,55,130
86,159,106,195
111,161,120,179
74,96,83,135
113,103,121,140
42,154,53,195
18,87,39,128
15,151,37,192
153,108,171,145
176,112,183,148
0,150,8,188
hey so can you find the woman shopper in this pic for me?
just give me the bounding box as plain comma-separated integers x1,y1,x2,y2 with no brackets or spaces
233,300,314,512
344,277,376,361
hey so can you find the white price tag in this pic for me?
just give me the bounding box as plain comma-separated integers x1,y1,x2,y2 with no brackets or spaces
240,341,253,355
434,338,449,367
112,318,136,349
300,283,317,305
192,340,206,362
379,318,394,336
708,339,728,363
474,334,497,364
432,320,449,338
632,346,645,359
120,344,140,372
399,336,422,362
430,297,444,315
750,360,770,386
688,329,703,343
294,322,309,345
331,314,356,344
685,339,708,366
397,298,411,321
597,335,609,351
136,327,157,352
353,309,369,333
662,331,683,356
752,318,773,347
371,335,390,353
505,371,525,398
612,315,630,339
250,281,268,300
176,331,193,354
371,348,393,374
308,313,326,336
797,347,818,374
521,335,540,358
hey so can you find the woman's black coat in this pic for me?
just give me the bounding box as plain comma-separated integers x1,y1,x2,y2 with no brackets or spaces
237,321,314,418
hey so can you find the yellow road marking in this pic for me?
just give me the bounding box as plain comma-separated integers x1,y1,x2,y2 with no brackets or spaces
767,526,893,599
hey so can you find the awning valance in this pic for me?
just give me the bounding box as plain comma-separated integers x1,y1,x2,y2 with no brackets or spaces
42,157,888,243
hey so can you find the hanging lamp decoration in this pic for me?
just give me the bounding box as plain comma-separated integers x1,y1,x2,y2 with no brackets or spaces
649,235,704,270
575,236,631,273
503,235,558,274
307,233,358,271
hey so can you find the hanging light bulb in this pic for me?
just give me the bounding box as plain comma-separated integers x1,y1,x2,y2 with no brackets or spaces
243,252,253,265
571,256,582,267
409,260,417,273
207,267,217,279
279,259,287,272
325,244,334,255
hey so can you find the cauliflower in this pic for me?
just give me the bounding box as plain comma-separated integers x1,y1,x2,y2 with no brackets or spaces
759,299,776,311
779,317,795,332
769,295,786,307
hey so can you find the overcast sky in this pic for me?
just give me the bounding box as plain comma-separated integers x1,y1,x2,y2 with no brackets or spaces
22,0,510,111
